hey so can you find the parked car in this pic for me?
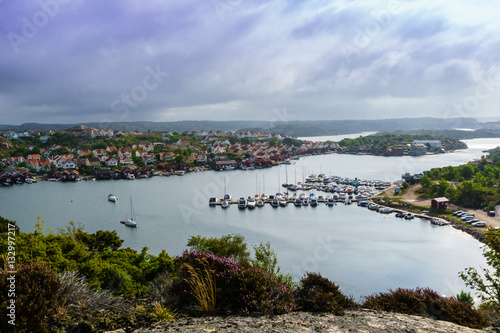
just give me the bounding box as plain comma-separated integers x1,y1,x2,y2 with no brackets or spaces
471,221,487,228
488,211,496,217
456,212,468,217
453,211,464,216
461,216,475,221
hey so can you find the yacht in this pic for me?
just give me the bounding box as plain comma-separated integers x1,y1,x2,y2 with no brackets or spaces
238,197,247,209
247,197,256,209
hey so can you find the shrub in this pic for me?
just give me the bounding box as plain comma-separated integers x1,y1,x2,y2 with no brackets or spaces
455,290,474,307
295,272,357,315
0,262,61,333
362,287,489,329
170,250,296,315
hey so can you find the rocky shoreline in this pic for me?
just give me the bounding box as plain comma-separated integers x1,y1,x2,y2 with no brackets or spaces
108,310,497,333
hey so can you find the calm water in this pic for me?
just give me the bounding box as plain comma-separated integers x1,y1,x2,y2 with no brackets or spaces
2,137,500,300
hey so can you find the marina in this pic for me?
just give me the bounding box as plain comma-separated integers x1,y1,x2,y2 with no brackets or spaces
1,137,498,300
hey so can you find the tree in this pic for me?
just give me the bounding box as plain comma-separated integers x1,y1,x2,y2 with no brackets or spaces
269,137,278,147
460,229,500,308
187,234,250,262
419,175,432,188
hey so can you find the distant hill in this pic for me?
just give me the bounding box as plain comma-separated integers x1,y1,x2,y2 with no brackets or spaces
0,117,492,137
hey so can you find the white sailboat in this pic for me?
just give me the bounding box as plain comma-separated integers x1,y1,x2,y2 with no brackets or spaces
123,197,137,227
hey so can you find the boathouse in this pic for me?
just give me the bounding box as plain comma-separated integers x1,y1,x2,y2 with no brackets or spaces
431,197,449,209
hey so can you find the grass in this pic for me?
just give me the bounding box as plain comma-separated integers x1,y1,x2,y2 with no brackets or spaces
183,259,216,314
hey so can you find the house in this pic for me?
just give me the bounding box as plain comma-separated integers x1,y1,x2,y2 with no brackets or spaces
142,154,155,164
61,170,79,181
214,160,237,170
409,143,427,156
159,152,174,161
105,157,118,167
112,169,122,179
27,154,41,160
413,140,442,150
87,157,101,167
3,131,18,140
96,169,112,180
119,157,134,165
99,129,114,137
431,197,449,209
0,171,14,184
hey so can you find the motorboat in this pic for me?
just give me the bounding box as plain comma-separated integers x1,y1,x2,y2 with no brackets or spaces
247,197,256,209
395,211,406,218
326,197,335,206
108,194,118,202
294,198,302,206
209,197,217,206
238,197,247,209
256,200,264,207
301,198,309,206
221,200,229,208
404,213,414,220
279,198,288,207
271,198,279,207
127,174,135,180
310,198,318,207
223,194,232,201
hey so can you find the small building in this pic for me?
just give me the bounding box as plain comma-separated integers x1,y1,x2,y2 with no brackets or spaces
431,197,449,209
96,169,112,180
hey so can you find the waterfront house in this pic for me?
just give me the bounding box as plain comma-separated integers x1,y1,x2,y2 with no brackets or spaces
61,170,79,181
96,169,112,180
112,169,122,179
214,160,237,170
431,197,449,209
0,171,13,184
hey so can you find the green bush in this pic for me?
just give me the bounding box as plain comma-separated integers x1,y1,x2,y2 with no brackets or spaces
295,272,357,315
0,262,61,333
363,287,489,329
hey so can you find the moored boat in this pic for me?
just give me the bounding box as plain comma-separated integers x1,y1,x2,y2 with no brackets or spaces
108,194,118,202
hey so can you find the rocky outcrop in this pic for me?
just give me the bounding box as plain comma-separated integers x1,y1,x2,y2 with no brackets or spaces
111,310,495,333
0,136,13,153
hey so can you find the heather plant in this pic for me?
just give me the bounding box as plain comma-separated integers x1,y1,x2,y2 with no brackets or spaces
362,287,489,329
0,262,61,333
295,272,357,315
171,250,296,315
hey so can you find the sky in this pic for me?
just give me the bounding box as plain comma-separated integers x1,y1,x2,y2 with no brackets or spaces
1,0,500,125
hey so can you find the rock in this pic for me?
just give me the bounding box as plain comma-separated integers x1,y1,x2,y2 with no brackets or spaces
126,310,493,333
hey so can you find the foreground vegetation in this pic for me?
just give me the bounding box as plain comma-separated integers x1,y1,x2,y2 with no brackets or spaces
416,147,500,211
1,216,498,332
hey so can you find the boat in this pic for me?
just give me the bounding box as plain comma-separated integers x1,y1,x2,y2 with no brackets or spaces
127,174,135,180
404,213,414,220
221,200,229,209
123,197,137,227
25,178,33,184
223,194,232,201
238,197,247,209
108,194,118,202
301,198,309,206
271,198,279,207
326,197,335,206
209,197,217,206
368,204,379,210
247,197,256,209
395,211,406,218
256,200,264,207
358,201,368,207
294,198,302,206
310,198,318,207
279,198,288,207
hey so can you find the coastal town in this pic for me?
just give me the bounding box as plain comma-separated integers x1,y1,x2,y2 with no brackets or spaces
0,126,463,184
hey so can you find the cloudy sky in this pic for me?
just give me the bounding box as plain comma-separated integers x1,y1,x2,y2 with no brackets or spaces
1,0,500,125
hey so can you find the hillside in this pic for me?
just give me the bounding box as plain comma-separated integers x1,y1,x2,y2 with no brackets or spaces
0,117,488,137
0,136,13,153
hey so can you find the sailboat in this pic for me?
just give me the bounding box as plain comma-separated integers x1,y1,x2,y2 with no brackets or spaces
121,197,137,227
